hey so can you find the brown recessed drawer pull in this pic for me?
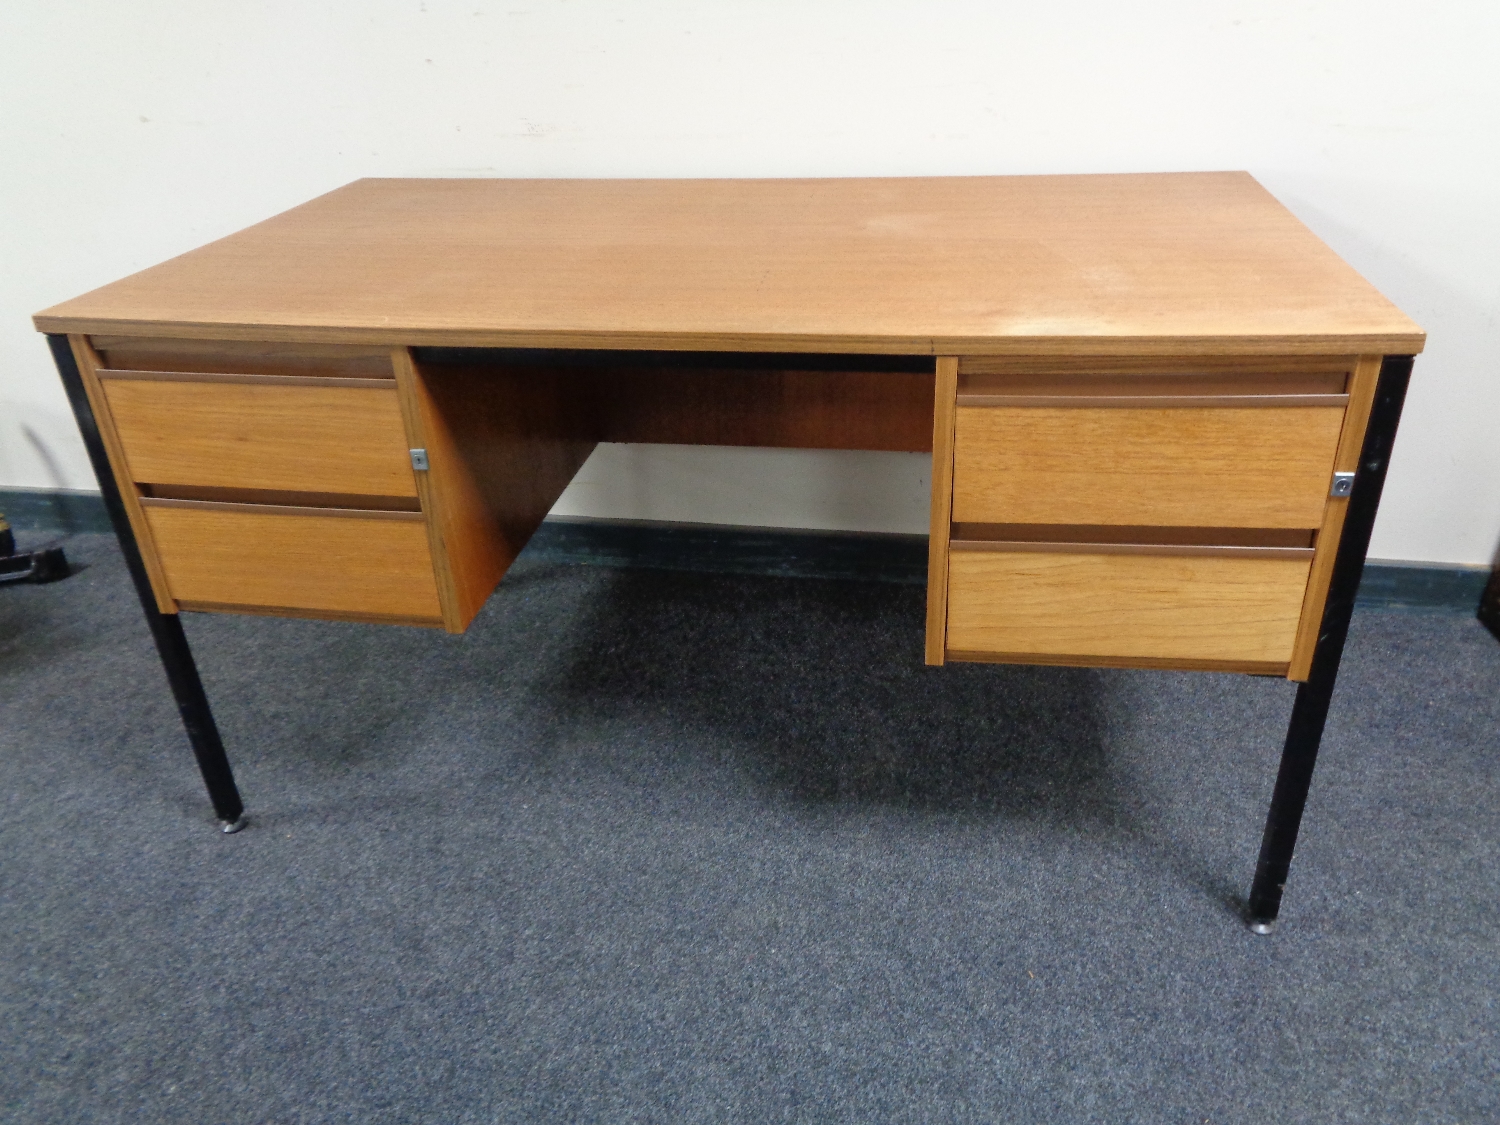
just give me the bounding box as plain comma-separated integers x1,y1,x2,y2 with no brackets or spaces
949,523,1316,549
954,392,1349,408
954,356,1359,380
954,364,1350,395
949,539,1314,560
138,498,426,520
139,484,423,512
953,369,1351,407
97,368,396,388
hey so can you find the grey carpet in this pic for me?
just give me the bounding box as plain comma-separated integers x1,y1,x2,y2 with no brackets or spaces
2,532,1496,1124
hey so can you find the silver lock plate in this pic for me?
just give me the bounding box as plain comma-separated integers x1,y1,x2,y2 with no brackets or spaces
409,448,429,471
1330,471,1354,498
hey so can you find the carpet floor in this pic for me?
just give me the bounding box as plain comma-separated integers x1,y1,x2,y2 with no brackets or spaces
2,532,1496,1124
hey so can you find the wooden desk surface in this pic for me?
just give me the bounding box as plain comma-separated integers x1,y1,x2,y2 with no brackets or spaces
35,172,1424,357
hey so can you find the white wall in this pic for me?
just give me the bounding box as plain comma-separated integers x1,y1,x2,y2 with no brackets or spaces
3,1,1495,563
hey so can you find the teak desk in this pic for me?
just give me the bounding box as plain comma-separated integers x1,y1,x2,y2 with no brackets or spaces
34,173,1425,931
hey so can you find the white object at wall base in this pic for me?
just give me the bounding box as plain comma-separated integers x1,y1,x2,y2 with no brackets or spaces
547,444,932,535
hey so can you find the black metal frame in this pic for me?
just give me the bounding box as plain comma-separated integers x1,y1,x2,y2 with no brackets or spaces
1245,355,1414,931
47,331,1415,917
47,335,246,832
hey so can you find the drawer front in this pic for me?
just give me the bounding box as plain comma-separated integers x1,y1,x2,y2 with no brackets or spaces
101,376,417,498
946,548,1313,668
952,403,1345,528
142,501,443,624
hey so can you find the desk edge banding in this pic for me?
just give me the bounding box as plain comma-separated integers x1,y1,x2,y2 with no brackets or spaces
28,316,1427,359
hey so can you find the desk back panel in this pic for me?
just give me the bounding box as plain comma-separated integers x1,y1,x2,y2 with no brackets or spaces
397,348,939,630
410,348,936,452
588,363,934,452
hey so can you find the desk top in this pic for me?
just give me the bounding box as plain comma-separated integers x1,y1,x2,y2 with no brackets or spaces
35,173,1424,356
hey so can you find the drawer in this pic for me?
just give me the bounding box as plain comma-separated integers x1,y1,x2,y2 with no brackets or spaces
950,372,1347,528
99,372,417,498
945,544,1314,670
141,500,443,625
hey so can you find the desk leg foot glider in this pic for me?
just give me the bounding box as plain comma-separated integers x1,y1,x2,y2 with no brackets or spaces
1245,356,1413,932
48,335,247,833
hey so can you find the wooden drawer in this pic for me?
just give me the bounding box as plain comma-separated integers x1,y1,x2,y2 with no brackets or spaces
100,373,416,498
141,500,443,625
945,544,1314,671
950,368,1348,528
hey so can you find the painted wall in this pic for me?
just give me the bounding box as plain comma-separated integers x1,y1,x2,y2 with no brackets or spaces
3,1,1495,562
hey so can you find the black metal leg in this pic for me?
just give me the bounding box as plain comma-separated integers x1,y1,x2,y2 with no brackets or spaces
1477,566,1500,643
47,335,247,832
1246,355,1414,932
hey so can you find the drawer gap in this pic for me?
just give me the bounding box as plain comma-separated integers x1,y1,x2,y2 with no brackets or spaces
139,496,424,522
951,524,1315,549
960,372,1350,399
98,369,395,388
956,355,1359,378
140,483,422,513
949,541,1313,560
957,370,1348,400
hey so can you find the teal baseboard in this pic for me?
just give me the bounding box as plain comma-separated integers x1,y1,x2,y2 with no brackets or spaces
525,520,1493,612
526,518,930,586
0,488,114,534
1350,560,1492,612
3,488,1490,613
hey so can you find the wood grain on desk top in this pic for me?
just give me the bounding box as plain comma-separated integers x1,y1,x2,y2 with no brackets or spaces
34,173,1424,356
